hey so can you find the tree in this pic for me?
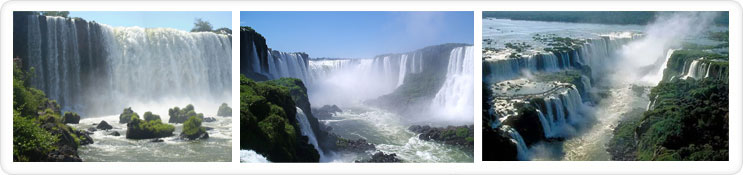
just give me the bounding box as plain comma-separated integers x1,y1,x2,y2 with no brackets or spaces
214,27,232,35
191,18,213,32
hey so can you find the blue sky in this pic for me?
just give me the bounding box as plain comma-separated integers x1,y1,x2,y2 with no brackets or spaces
240,11,473,58
69,11,231,31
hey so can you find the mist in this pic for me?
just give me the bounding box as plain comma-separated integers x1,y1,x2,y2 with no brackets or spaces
614,12,717,85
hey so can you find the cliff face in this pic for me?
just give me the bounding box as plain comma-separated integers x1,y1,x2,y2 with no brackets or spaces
367,43,471,116
240,27,270,80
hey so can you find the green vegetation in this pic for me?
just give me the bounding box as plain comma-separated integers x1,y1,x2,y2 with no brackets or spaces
168,104,205,123
708,31,728,42
662,49,728,82
143,111,161,122
504,42,531,52
125,112,175,139
191,18,213,32
217,103,232,116
191,18,231,35
240,75,319,162
181,116,208,140
13,113,58,162
119,107,136,124
609,79,728,160
13,64,88,161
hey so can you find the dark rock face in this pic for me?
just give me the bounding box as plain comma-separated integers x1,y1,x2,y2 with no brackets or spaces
62,112,80,124
181,131,209,140
336,138,375,153
408,125,474,149
107,131,121,136
240,26,270,80
502,105,545,146
75,130,94,145
96,120,113,130
482,126,519,161
311,105,342,120
203,117,217,122
356,152,401,163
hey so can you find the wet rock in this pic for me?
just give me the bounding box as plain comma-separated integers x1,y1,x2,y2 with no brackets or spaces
203,117,216,122
408,125,474,149
108,131,121,136
62,112,80,124
355,152,401,163
311,105,342,120
336,138,375,153
180,132,209,140
75,130,94,145
96,120,113,130
87,127,97,132
150,138,164,143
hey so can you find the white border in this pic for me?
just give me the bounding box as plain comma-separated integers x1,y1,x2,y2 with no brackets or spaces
0,0,740,174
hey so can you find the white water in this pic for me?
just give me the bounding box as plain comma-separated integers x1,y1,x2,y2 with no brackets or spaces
323,106,473,162
505,127,530,160
431,46,475,123
72,114,232,162
295,107,325,159
534,86,585,139
240,150,270,163
23,15,232,115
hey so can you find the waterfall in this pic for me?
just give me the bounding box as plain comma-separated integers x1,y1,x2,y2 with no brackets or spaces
295,107,324,159
483,36,633,83
397,55,408,87
250,41,262,73
532,86,584,138
19,15,232,115
431,46,474,121
504,127,529,160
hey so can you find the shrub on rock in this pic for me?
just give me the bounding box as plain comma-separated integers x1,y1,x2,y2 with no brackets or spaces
62,112,80,124
125,114,175,139
168,104,204,123
119,107,136,124
143,111,161,122
217,103,232,116
181,116,209,140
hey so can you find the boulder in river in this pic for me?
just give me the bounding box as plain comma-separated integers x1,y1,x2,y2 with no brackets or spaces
355,152,401,163
96,120,113,130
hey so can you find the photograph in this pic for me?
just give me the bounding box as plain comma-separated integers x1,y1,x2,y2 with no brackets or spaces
482,11,729,161
12,11,233,162
239,11,474,163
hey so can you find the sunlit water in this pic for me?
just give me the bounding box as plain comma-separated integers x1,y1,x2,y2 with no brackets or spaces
71,114,231,162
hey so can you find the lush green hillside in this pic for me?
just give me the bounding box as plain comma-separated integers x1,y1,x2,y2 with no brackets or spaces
13,64,92,161
609,79,728,160
240,75,320,162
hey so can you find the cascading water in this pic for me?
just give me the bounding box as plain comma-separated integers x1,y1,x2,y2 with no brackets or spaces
483,37,634,83
20,15,232,115
532,86,584,138
431,46,474,122
295,107,325,159
504,127,529,160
